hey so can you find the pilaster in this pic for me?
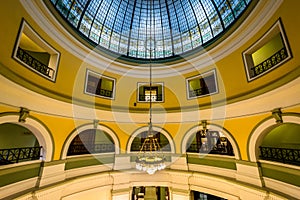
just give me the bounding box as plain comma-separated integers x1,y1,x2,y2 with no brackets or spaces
37,160,66,187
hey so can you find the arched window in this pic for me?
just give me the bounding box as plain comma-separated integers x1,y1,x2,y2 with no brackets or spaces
130,131,171,152
0,123,42,165
186,129,234,156
67,129,115,156
259,123,300,166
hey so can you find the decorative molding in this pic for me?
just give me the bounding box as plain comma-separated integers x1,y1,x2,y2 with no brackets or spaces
65,164,113,179
18,107,30,123
272,108,283,123
2,169,292,200
0,177,38,199
263,177,300,199
236,162,263,187
37,161,66,187
19,0,283,78
1,72,300,122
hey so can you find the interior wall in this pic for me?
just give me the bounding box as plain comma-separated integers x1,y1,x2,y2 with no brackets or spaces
0,123,38,149
61,187,111,200
261,123,300,148
0,0,299,113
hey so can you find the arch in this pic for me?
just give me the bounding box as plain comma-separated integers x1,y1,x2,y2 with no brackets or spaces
248,114,300,162
0,113,54,161
127,126,175,154
181,124,241,159
61,123,120,159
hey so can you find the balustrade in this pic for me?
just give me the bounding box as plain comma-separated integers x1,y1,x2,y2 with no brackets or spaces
67,143,115,156
0,146,42,165
16,47,54,78
251,47,287,78
259,146,300,166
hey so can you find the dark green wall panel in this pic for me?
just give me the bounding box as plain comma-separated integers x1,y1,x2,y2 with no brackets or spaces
261,163,300,187
0,163,40,187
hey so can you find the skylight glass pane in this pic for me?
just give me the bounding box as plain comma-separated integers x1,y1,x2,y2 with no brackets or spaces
50,0,252,59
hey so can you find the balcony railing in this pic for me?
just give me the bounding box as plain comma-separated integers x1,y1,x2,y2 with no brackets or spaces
131,143,171,152
250,47,288,78
139,94,163,102
187,144,234,156
259,146,300,166
16,47,55,78
67,143,115,156
0,146,42,165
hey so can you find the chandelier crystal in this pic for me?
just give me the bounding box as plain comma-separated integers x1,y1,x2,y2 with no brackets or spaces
135,122,166,175
135,0,165,175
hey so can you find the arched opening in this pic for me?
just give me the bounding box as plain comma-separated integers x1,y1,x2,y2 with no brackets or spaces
185,129,234,156
259,123,300,166
127,126,175,154
0,122,42,165
130,131,171,152
67,128,115,156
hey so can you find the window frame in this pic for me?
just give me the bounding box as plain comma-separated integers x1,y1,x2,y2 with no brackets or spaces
84,69,116,100
12,19,60,82
242,18,292,82
186,69,218,100
137,82,164,103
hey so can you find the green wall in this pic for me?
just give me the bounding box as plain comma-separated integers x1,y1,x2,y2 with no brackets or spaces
252,33,284,65
262,123,300,149
0,123,39,149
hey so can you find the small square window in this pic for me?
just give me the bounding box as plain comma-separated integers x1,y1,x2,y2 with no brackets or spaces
137,82,164,102
12,19,60,82
85,69,116,99
186,69,218,99
242,18,292,81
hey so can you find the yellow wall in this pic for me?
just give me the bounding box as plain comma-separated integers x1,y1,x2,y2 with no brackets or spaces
0,1,299,113
0,0,300,162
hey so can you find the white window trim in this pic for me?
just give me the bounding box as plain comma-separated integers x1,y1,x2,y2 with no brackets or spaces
186,69,218,100
84,69,116,100
137,82,164,103
13,19,60,82
242,18,292,82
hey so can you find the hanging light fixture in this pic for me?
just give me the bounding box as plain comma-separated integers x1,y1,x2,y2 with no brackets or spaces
135,0,166,175
135,121,166,174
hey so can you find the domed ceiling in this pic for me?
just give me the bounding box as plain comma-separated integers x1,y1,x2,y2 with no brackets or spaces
50,0,252,60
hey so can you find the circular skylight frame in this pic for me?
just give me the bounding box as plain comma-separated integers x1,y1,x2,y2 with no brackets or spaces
49,0,252,60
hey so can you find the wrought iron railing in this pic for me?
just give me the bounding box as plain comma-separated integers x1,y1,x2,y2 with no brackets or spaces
16,47,55,78
189,88,210,98
0,146,42,165
139,94,163,102
259,146,300,166
67,143,115,156
97,88,113,98
130,143,171,152
187,144,234,156
251,47,288,78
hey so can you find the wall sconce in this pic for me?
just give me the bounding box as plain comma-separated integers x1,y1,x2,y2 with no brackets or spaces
200,120,208,136
201,120,207,130
19,107,30,123
93,119,99,129
272,108,283,123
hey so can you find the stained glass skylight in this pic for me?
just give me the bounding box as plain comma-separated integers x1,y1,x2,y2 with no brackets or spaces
50,0,252,60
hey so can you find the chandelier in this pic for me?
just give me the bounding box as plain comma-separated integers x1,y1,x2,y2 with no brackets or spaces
135,0,166,175
135,121,166,174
